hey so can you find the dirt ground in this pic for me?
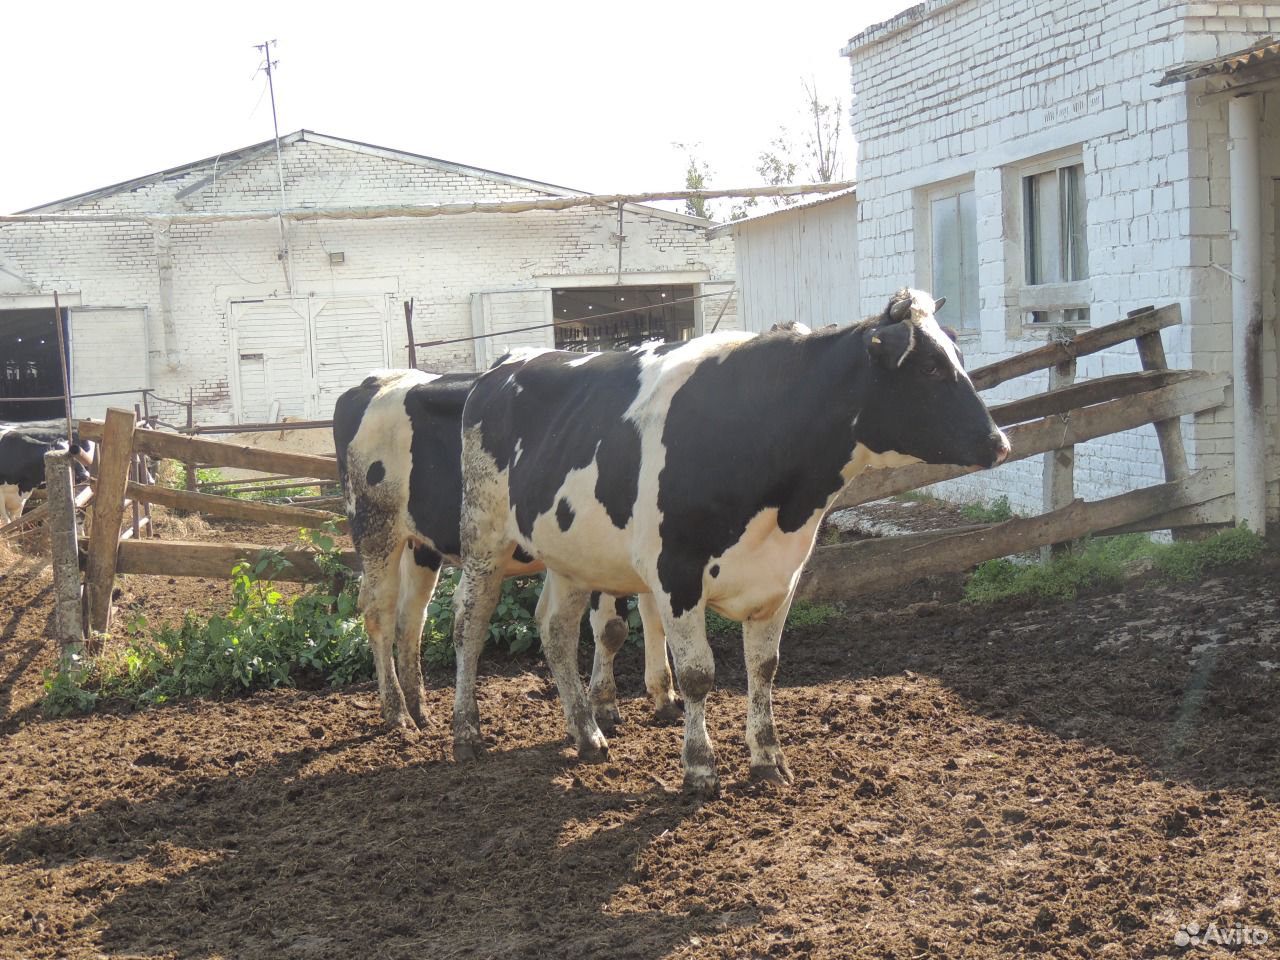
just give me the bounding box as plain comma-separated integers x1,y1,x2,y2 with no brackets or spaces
1,509,1278,959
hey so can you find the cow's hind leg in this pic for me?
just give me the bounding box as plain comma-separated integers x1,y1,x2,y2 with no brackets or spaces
742,595,794,785
663,599,719,796
540,573,609,762
451,558,506,760
358,538,416,732
394,545,442,729
587,593,628,733
638,593,682,725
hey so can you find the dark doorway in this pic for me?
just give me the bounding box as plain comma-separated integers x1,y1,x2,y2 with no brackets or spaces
0,309,68,421
552,285,696,351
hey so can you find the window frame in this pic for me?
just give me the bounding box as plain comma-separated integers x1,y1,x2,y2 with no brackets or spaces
1016,151,1091,328
915,176,980,335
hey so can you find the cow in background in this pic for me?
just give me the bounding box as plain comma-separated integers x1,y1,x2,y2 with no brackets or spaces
0,422,95,524
333,370,680,734
452,289,1009,793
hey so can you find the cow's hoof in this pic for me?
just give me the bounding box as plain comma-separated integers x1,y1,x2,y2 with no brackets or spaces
652,699,684,726
749,761,793,786
453,739,485,762
577,734,610,765
682,770,721,799
593,704,622,735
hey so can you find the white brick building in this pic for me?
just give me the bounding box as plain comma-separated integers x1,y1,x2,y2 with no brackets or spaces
0,131,735,425
845,1,1280,520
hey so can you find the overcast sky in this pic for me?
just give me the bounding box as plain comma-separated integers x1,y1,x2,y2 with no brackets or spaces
2,0,907,216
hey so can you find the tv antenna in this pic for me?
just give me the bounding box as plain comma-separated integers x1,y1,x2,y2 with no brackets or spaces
253,39,293,294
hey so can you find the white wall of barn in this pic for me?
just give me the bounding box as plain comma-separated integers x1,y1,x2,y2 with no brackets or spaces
847,0,1280,516
728,193,860,333
0,136,736,425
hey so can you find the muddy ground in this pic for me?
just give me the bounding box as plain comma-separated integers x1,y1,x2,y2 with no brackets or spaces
1,511,1278,959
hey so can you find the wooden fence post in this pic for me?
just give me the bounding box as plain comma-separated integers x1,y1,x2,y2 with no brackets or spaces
85,407,137,636
44,450,84,658
185,388,197,495
1042,352,1077,560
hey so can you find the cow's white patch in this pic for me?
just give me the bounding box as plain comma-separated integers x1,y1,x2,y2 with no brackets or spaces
841,443,923,483
511,437,523,467
903,288,969,383
0,484,29,524
704,506,823,623
564,353,599,368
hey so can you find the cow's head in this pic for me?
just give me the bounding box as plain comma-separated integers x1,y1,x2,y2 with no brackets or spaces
853,289,1009,469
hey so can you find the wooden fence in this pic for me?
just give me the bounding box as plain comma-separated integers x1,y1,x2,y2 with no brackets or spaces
41,302,1243,656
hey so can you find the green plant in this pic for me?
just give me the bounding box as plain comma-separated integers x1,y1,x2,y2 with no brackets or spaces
963,528,1265,605
705,599,838,638
961,495,1015,523
42,657,99,717
893,490,938,505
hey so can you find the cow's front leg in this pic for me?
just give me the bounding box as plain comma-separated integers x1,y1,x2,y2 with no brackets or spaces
540,573,609,762
663,599,719,797
358,539,415,732
394,545,442,729
586,593,628,734
450,557,505,760
638,593,682,724
742,594,793,785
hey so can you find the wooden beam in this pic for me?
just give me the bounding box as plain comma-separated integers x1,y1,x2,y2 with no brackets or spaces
112,539,359,582
44,451,84,655
831,370,1230,510
1042,357,1076,559
800,467,1233,602
77,420,340,481
969,304,1182,391
84,408,136,634
126,481,345,529
988,370,1189,426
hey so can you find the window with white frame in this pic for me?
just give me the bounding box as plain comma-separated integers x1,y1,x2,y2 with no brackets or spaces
1019,155,1089,325
924,181,980,331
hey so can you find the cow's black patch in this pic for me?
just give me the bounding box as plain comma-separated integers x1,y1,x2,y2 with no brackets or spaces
556,497,574,531
401,373,480,562
413,544,442,570
613,596,628,619
650,342,684,356
513,545,535,564
589,591,602,611
466,350,643,538
0,431,70,495
709,564,720,578
366,460,386,486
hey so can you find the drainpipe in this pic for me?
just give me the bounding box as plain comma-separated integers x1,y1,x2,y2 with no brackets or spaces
1228,93,1266,534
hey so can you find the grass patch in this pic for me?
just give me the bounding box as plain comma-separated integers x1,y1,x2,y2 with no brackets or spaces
705,599,839,638
963,527,1265,605
960,495,1015,523
893,490,938,505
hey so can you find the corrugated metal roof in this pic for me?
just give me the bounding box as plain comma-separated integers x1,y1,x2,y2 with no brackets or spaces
706,187,856,238
1157,36,1280,86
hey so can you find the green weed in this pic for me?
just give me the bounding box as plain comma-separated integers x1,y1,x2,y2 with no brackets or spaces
960,495,1016,523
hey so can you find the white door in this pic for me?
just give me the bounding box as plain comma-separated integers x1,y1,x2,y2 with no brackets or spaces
69,307,149,420
470,290,553,369
230,299,311,422
309,296,392,417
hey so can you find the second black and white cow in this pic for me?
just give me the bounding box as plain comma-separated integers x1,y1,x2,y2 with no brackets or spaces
333,370,680,733
0,422,95,524
451,289,1010,793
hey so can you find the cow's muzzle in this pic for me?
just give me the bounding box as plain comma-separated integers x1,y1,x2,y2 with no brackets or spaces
989,430,1011,467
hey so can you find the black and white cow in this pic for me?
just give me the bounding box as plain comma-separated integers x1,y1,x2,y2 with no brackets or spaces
451,289,1010,793
0,422,95,524
333,370,680,733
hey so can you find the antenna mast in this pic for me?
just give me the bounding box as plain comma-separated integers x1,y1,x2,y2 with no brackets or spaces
254,40,294,295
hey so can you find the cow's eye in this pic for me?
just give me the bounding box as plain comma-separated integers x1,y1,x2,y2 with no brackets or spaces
920,359,945,380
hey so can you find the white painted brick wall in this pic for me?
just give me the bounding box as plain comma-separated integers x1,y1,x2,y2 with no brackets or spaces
0,137,735,424
847,0,1280,516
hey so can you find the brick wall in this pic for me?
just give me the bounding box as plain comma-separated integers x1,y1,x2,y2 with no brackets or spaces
847,0,1280,515
0,135,735,424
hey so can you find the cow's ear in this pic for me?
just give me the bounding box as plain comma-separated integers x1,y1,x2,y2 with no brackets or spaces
933,296,946,313
867,322,913,370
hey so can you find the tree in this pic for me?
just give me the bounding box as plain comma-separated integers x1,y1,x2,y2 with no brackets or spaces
672,142,715,220
751,79,846,211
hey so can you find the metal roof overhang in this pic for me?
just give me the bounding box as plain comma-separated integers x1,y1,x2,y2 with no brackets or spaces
1157,37,1280,96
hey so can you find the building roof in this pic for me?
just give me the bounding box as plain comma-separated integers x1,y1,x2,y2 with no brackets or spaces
706,187,856,239
1157,36,1280,87
18,130,712,227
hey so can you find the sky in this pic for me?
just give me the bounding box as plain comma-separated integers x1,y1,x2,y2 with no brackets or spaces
1,0,908,217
